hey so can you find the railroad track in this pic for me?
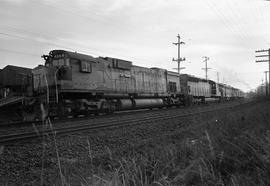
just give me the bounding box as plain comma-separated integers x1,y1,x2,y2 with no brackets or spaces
0,100,242,136
0,99,243,128
0,100,251,145
0,106,182,128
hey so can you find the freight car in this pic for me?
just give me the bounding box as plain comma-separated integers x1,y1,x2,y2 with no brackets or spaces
0,50,244,121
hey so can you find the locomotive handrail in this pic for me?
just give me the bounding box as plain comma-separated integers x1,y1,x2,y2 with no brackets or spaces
0,96,24,107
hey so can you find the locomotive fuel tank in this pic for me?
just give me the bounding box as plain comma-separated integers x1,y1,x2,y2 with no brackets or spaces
133,98,164,108
117,99,133,110
117,98,164,110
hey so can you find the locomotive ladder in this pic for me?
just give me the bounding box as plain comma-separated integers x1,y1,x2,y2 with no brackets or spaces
0,96,24,108
47,89,59,116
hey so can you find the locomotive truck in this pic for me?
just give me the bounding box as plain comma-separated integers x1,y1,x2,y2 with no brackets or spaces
0,50,244,121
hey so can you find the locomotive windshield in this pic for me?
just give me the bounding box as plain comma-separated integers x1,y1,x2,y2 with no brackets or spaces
52,58,70,67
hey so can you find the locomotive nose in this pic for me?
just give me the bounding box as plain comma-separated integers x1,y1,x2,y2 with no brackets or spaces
55,66,72,81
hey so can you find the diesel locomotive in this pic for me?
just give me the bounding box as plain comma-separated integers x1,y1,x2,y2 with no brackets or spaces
0,50,244,121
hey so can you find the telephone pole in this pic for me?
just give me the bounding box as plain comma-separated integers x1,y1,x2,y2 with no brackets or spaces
202,56,211,80
255,49,270,96
217,72,220,83
172,34,185,91
264,71,268,96
262,78,264,95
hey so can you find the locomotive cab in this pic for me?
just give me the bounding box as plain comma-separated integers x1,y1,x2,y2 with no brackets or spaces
42,50,73,89
43,50,72,80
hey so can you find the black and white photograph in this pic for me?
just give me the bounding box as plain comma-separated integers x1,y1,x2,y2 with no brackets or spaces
0,0,270,185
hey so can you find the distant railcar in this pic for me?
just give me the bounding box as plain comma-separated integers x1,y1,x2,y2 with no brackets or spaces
0,65,32,97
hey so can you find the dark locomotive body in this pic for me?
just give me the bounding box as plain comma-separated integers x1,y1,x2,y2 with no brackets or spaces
0,50,244,121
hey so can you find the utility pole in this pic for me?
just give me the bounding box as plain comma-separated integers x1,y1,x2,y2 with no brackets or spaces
255,49,270,96
172,34,185,92
202,56,211,80
264,71,268,96
217,72,220,84
262,78,264,95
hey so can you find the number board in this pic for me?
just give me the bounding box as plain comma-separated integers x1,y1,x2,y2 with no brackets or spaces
53,53,65,59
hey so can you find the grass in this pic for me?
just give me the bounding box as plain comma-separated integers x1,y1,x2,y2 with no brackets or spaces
83,99,270,186
2,99,269,185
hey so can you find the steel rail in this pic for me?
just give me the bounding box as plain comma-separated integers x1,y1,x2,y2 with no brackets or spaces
0,106,184,128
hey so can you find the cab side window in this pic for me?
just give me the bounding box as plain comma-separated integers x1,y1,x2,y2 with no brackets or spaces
80,61,91,73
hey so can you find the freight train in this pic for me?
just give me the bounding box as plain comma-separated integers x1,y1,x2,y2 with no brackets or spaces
0,50,244,121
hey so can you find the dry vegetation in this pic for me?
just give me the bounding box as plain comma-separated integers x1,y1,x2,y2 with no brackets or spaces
1,99,270,185
83,100,270,186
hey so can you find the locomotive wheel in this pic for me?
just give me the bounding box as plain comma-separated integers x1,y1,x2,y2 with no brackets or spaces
22,104,43,121
102,100,116,114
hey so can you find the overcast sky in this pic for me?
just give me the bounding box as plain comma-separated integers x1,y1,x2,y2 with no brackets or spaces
1,0,270,92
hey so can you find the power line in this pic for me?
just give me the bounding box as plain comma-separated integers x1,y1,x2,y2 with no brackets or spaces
28,0,135,34
0,24,120,58
0,20,166,66
0,48,39,57
224,0,251,39
225,0,257,41
0,32,73,49
0,29,166,69
0,31,102,56
0,30,165,69
0,25,52,39
205,0,248,42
